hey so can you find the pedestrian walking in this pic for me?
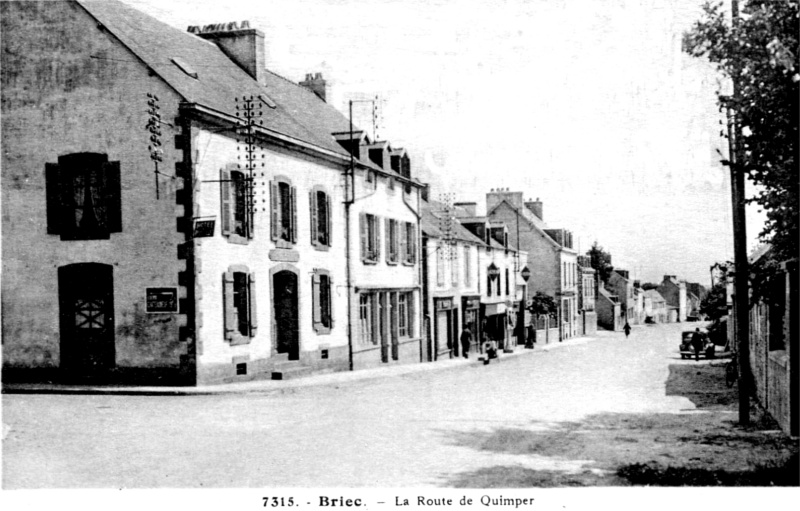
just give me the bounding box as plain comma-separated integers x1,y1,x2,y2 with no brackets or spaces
623,322,631,338
691,328,704,362
460,327,472,359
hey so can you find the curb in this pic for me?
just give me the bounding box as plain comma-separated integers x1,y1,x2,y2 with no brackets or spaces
2,336,595,396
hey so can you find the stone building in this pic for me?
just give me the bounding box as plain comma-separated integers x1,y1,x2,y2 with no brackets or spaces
608,270,636,325
482,191,579,341
658,275,687,322
1,0,424,385
577,256,598,336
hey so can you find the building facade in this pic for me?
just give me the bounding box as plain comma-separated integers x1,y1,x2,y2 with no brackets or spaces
658,275,687,322
577,256,598,336
608,270,636,325
1,0,424,385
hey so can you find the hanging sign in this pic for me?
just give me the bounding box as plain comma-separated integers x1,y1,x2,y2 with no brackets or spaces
192,217,216,238
487,263,500,280
521,266,531,282
146,287,178,313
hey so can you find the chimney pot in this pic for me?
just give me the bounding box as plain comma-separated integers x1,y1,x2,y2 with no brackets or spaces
299,71,328,102
195,22,266,85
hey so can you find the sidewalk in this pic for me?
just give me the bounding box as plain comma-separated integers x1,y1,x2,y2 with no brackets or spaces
2,336,596,396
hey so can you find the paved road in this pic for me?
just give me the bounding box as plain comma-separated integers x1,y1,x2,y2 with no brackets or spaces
3,323,698,488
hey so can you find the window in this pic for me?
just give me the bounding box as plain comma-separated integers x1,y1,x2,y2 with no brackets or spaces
505,268,510,296
436,245,445,287
359,293,374,345
220,166,253,242
402,222,417,265
360,213,380,263
45,153,122,240
270,176,296,245
310,188,332,248
223,266,257,345
464,246,472,287
312,269,333,334
386,219,399,264
398,293,408,337
451,247,459,286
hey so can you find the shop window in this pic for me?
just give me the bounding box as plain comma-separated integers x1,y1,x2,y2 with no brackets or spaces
360,213,380,263
310,187,332,249
223,266,257,345
45,153,122,240
359,293,374,344
270,176,296,245
312,269,334,334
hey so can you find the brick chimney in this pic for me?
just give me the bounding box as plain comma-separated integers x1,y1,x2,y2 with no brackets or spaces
525,197,543,220
191,21,266,85
486,188,524,214
299,72,328,102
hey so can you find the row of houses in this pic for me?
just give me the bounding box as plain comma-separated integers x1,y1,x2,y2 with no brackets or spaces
0,0,596,386
594,270,707,331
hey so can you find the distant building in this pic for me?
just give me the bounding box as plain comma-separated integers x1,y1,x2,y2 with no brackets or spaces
658,275,687,322
608,270,636,325
596,283,622,331
643,289,668,324
577,256,598,336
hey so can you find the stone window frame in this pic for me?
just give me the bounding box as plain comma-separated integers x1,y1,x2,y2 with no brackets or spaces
270,174,297,249
222,264,257,346
309,185,332,251
219,163,253,245
312,268,334,335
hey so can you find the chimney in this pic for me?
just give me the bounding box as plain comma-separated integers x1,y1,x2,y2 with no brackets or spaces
193,21,266,85
525,197,543,220
453,202,477,217
486,189,524,213
299,72,328,102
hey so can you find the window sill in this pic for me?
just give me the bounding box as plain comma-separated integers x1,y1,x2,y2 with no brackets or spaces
225,234,249,246
362,259,379,265
313,326,332,335
275,239,294,249
387,260,399,266
402,261,416,267
312,243,331,252
228,333,252,346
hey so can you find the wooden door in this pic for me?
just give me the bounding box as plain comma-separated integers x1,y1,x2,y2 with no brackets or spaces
58,263,115,379
274,270,299,360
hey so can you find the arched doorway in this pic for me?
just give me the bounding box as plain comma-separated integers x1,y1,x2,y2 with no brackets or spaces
273,269,299,360
58,263,115,379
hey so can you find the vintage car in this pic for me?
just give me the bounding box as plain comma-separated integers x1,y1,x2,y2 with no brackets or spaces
679,328,715,359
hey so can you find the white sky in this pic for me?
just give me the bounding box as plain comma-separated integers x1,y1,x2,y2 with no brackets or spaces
120,0,767,285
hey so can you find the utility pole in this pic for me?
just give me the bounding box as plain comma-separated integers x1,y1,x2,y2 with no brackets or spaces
730,0,750,425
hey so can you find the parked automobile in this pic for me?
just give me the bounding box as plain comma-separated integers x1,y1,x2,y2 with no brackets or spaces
679,328,715,359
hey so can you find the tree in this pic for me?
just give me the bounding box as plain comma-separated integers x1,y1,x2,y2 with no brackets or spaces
587,241,614,284
683,0,799,264
527,291,557,319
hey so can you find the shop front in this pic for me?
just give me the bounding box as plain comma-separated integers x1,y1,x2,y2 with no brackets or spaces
433,297,458,359
482,301,508,350
461,296,481,353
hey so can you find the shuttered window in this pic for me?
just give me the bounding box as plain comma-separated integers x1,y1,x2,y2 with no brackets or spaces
360,213,380,263
45,153,122,240
386,219,399,264
220,166,253,243
403,222,417,265
270,176,296,245
310,187,332,249
312,269,334,334
223,266,257,345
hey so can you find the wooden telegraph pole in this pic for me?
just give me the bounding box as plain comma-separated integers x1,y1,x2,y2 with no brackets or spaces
730,0,750,425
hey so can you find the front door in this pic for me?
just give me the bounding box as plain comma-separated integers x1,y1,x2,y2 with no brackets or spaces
58,263,115,380
273,270,299,360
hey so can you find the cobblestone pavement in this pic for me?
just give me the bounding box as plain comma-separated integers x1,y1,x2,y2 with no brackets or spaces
3,323,793,489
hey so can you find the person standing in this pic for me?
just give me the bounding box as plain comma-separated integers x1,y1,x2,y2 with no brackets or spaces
623,322,631,338
691,328,704,362
460,327,472,359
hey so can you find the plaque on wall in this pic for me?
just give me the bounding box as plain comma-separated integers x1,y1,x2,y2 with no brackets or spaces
146,287,178,313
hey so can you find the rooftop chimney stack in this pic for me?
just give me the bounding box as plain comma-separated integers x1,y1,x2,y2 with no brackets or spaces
192,21,266,85
453,202,477,217
299,72,328,102
525,197,543,220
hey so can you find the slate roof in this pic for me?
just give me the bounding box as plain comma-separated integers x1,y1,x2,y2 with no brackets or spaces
421,200,486,246
644,289,666,303
78,0,406,180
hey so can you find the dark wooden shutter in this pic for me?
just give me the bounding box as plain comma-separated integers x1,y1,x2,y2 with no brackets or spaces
223,271,235,340
290,185,297,243
309,190,318,246
248,272,258,337
45,163,61,234
326,193,332,247
220,168,233,236
270,179,278,241
104,161,122,233
360,213,367,261
409,224,417,263
329,276,335,328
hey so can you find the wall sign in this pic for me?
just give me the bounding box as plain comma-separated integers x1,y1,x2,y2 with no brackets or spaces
146,287,178,313
435,298,454,310
192,217,216,238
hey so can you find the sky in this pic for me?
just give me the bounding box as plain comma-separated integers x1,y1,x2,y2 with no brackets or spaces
120,0,768,286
